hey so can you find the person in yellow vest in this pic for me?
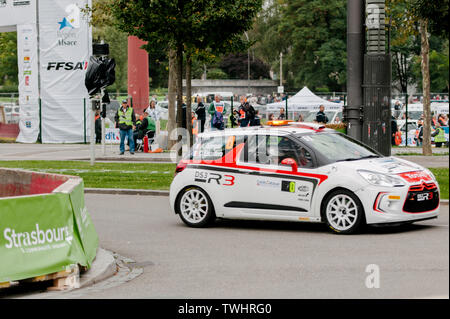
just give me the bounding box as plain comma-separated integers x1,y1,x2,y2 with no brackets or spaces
432,123,447,148
115,99,136,155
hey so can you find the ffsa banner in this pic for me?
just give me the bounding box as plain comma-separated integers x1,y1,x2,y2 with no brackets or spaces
38,0,92,143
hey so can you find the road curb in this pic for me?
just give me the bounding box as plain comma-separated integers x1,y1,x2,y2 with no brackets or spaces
79,248,117,288
85,188,170,196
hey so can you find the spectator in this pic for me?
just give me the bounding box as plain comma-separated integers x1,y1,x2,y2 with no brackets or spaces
415,122,423,147
432,123,446,147
133,110,156,147
95,110,102,144
250,110,261,126
334,116,341,124
237,96,249,127
115,99,136,155
297,114,304,122
229,109,239,128
208,94,226,130
438,114,448,126
181,102,187,129
268,113,274,121
146,99,160,122
315,105,328,124
278,108,286,120
195,96,206,133
391,116,398,146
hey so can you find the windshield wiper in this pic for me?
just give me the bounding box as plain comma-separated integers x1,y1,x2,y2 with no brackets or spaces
336,155,381,162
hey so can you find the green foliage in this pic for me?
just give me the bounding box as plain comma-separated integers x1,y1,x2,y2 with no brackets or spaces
206,68,229,80
412,41,450,92
251,0,347,91
0,32,18,86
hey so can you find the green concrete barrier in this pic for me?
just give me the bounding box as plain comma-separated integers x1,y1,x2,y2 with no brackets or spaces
0,168,98,283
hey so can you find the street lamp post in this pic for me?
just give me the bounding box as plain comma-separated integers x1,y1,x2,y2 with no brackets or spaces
244,32,250,94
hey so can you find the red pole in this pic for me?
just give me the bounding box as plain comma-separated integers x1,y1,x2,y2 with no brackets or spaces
128,36,149,113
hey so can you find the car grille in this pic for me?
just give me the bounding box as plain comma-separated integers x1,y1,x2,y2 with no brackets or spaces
403,182,439,213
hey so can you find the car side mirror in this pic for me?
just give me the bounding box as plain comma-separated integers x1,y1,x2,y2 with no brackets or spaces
281,158,298,172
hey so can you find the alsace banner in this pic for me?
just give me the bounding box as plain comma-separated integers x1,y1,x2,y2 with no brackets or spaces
0,181,98,283
38,0,92,143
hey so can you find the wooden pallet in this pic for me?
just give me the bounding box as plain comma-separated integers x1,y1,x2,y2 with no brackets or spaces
0,264,80,291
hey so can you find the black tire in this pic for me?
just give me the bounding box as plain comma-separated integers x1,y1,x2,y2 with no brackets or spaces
176,186,215,228
322,189,365,234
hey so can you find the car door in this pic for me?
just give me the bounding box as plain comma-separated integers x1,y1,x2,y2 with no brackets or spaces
225,133,316,218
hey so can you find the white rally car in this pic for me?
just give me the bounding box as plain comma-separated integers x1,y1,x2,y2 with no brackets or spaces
169,121,440,234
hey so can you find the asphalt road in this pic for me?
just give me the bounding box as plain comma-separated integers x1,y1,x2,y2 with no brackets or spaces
75,194,450,299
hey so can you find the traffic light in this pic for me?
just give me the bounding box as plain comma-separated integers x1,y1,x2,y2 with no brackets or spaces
85,43,116,96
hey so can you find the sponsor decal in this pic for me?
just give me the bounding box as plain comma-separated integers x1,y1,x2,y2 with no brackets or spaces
256,179,281,188
281,181,296,193
297,185,310,193
398,171,432,183
13,0,30,6
46,61,88,71
25,120,31,128
58,4,80,30
417,192,433,202
194,171,234,186
2,224,71,253
56,4,81,46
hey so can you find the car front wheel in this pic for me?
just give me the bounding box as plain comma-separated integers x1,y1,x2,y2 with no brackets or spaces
323,189,365,234
177,187,215,227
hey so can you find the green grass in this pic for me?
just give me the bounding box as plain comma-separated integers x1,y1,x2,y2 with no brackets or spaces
430,168,449,200
0,161,176,190
396,152,449,156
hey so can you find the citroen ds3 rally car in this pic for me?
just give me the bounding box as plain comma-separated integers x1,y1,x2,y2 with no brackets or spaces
169,121,440,234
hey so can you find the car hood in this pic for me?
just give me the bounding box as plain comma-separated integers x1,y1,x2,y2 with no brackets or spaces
338,156,424,175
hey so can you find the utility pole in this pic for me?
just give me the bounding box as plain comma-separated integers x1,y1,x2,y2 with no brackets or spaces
280,52,283,87
346,0,365,142
362,0,392,156
244,32,250,94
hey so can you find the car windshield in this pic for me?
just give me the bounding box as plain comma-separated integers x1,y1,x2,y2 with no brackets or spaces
297,132,381,163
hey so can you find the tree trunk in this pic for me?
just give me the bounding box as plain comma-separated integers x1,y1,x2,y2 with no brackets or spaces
176,42,184,158
167,49,177,149
419,19,432,156
186,53,193,148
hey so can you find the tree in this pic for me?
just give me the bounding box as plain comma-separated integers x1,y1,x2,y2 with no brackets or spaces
257,0,347,91
110,0,263,152
410,0,448,155
219,52,271,79
0,32,18,87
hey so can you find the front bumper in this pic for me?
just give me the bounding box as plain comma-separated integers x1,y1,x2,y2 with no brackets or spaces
355,183,440,225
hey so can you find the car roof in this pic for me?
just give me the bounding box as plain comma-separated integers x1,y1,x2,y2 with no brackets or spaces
197,123,335,138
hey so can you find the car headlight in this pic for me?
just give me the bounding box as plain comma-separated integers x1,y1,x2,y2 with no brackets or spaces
357,170,406,187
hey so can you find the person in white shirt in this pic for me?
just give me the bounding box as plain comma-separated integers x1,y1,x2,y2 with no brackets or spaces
146,100,160,122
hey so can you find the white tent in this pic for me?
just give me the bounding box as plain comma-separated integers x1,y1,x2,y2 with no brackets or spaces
266,87,342,113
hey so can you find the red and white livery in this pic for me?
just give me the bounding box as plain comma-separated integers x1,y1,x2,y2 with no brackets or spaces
169,122,440,234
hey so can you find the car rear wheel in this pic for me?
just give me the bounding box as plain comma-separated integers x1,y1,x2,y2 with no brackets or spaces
323,189,365,234
177,187,215,227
